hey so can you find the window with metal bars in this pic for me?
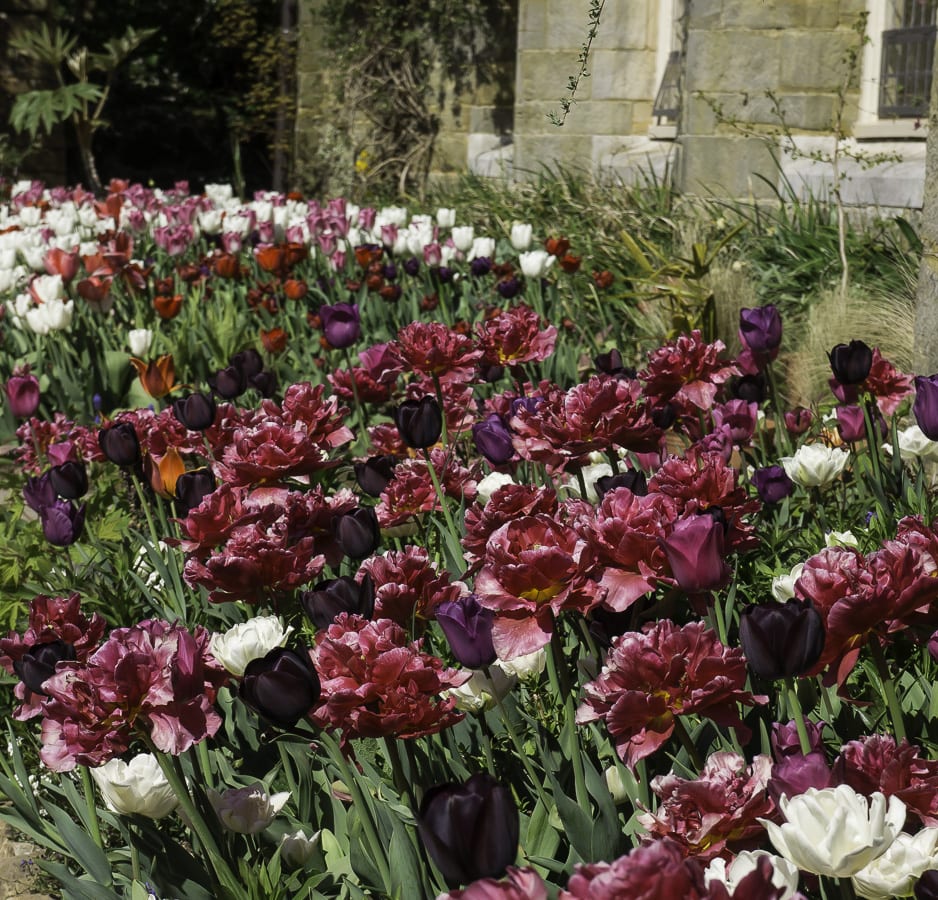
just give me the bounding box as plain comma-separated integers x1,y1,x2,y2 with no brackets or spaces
879,0,938,117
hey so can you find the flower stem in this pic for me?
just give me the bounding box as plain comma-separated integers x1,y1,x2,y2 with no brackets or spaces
671,715,704,772
421,448,460,547
79,765,104,851
342,346,369,434
383,736,415,808
784,676,813,756
868,638,906,743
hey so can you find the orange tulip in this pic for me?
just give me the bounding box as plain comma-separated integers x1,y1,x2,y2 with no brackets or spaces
283,278,308,300
153,293,183,319
146,447,186,499
261,327,288,354
544,236,570,258
129,354,176,399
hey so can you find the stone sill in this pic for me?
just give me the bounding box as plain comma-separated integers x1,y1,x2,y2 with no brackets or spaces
648,124,677,140
853,120,928,140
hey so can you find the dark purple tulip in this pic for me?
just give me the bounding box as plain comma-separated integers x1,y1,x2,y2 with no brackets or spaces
319,303,361,349
230,348,264,380
738,598,825,680
784,406,813,436
738,305,782,356
436,266,454,284
929,629,938,663
4,373,40,419
732,373,767,404
394,396,443,449
469,257,492,277
661,514,730,594
595,348,624,375
435,596,497,669
40,499,86,546
751,466,794,504
13,639,75,695
403,257,421,277
174,469,217,513
596,469,648,499
248,370,278,398
334,507,381,559
767,720,831,806
510,396,541,417
172,392,217,431
913,374,938,441
239,647,321,728
382,263,397,281
916,870,938,900
828,339,873,385
49,461,88,499
98,422,141,467
354,455,398,497
418,773,519,887
496,276,521,299
209,364,246,399
835,405,862,443
472,415,514,466
301,574,375,629
23,471,56,512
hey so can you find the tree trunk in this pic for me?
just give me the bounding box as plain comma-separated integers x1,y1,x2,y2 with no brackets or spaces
914,37,938,373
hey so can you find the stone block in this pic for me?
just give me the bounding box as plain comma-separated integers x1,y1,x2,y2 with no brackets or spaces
517,49,591,103
721,0,809,29
544,0,597,50
632,99,654,131
776,93,836,131
433,133,469,173
514,133,593,178
469,105,514,135
594,0,654,50
679,134,781,199
518,0,548,49
685,30,782,93
686,0,724,30
779,30,855,91
554,99,635,134
514,101,566,136
591,49,656,100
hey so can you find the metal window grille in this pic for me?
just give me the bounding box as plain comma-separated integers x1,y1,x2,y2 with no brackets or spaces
652,50,682,123
879,1,938,117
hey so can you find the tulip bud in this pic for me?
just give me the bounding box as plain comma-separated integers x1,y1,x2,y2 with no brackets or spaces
828,339,873,385
230,348,264,380
836,405,868,443
738,598,825,680
354,455,398,497
4,373,40,419
23,471,56,512
209,365,246,399
333,507,381,559
301,574,375,630
279,829,321,868
738,305,782,358
319,303,361,349
472,415,514,466
172,392,217,431
40,499,86,546
98,422,141,467
418,773,519,887
239,647,321,728
784,406,813,436
661,513,730,594
394,396,443,449
209,783,290,834
751,466,794,505
435,595,497,669
13,639,76,695
248,370,278,398
175,469,216,513
913,375,938,441
49,460,88,499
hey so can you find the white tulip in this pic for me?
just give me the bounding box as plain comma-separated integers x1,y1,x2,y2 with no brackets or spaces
826,529,860,549
468,236,495,260
705,851,800,899
450,225,474,253
209,616,294,677
209,784,290,834
510,222,533,251
435,207,456,228
771,563,805,602
760,785,905,878
852,828,938,899
445,667,517,713
91,753,178,819
475,471,515,506
279,829,321,868
29,274,65,303
128,328,154,357
780,443,850,488
884,425,938,464
204,183,234,205
18,206,42,227
497,647,547,679
519,250,555,279
565,462,613,503
25,298,73,334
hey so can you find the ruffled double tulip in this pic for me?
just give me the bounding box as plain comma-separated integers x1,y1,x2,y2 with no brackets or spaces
91,753,179,819
780,443,849,488
210,616,294,678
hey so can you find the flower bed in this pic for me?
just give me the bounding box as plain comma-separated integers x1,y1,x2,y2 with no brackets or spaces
0,178,937,898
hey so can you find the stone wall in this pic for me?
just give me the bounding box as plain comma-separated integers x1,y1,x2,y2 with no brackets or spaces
679,0,867,198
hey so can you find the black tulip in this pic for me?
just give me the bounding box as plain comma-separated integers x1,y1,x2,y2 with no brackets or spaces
435,596,497,669
174,469,217,513
916,870,938,900
738,599,825,680
172,392,217,431
301,574,375,629
495,276,521,299
828,340,873,385
230,348,264,379
394,396,443,449
13,640,75,695
239,647,321,728
98,422,141,466
248,370,278,398
403,257,420,277
49,461,88,500
354,456,398,497
733,373,767,404
418,773,519,887
478,363,505,384
334,507,381,559
652,402,677,430
595,469,648,499
209,365,246,400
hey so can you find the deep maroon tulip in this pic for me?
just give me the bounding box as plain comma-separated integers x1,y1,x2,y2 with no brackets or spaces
301,574,375,629
174,469,217,513
40,499,86,546
49,461,88,499
435,595,497,669
98,422,141,466
23,471,56,512
239,647,321,728
172,392,217,431
836,405,867,443
651,402,677,430
784,406,813,436
4,373,40,419
382,263,397,281
230,348,264,380
767,720,831,806
751,465,794,505
334,507,381,559
13,640,76,695
913,375,938,441
394,396,443,449
595,469,648,499
738,598,825,680
472,414,514,466
354,455,398,497
595,348,625,375
209,365,246,399
418,773,519,887
828,339,873,385
916,870,938,900
319,303,361,349
738,305,782,356
661,513,730,594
